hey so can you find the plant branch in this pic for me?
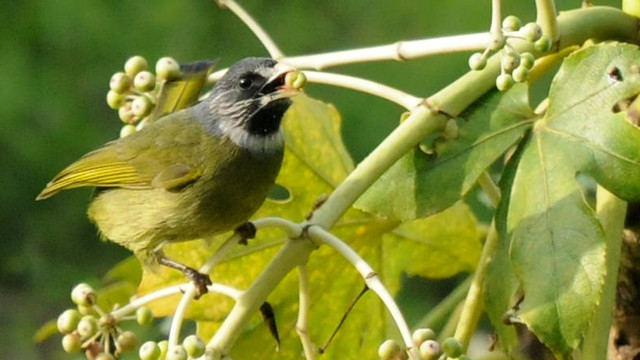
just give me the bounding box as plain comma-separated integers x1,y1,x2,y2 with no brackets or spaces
452,175,501,350
296,263,315,360
306,225,420,360
535,0,559,40
490,0,502,34
581,187,626,359
110,283,240,320
303,71,422,110
283,33,490,70
214,0,284,59
206,219,311,355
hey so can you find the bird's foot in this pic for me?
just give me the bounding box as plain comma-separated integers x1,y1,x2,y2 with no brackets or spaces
235,222,257,245
183,267,212,299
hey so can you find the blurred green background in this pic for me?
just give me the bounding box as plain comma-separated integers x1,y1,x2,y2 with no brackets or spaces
0,1,618,359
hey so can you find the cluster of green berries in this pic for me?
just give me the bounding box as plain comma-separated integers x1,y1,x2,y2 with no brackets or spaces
138,335,207,360
468,16,554,91
57,283,153,359
106,56,182,138
377,328,470,360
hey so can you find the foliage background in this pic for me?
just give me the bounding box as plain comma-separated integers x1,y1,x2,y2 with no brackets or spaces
0,1,618,359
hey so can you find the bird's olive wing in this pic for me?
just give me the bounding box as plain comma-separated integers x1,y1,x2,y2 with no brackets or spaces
37,113,206,199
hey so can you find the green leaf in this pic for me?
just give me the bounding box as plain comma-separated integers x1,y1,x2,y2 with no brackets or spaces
356,83,534,221
382,201,481,295
504,43,640,356
133,94,480,359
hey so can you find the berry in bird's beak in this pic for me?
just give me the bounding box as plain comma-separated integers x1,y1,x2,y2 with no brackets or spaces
261,64,304,98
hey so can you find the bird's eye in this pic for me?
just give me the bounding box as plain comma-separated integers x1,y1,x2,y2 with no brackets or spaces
239,76,252,89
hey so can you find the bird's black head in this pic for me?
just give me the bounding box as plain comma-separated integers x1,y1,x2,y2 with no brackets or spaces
206,58,299,146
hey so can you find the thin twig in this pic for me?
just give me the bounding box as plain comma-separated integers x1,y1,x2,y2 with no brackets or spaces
283,33,490,70
490,0,502,34
303,71,422,110
110,283,240,320
215,0,284,58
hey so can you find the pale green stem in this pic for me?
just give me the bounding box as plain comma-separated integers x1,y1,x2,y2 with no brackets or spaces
309,106,447,229
491,0,502,34
437,302,464,344
283,33,489,70
414,276,472,331
207,236,314,355
581,187,626,359
451,173,501,351
214,0,284,59
536,0,559,40
452,219,499,351
296,264,316,360
302,71,422,110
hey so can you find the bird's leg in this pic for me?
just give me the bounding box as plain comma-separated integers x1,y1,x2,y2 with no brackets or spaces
235,221,257,245
158,256,212,299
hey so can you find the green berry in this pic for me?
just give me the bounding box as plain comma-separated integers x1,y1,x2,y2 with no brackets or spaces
125,55,149,77
166,345,187,360
501,51,520,72
118,103,135,123
502,15,522,31
61,333,82,353
156,57,181,81
71,283,97,306
411,328,436,346
109,72,132,94
377,339,402,360
139,341,162,360
468,52,486,71
183,335,206,358
489,33,506,51
136,306,154,325
77,316,98,339
57,309,81,334
120,124,136,138
534,35,553,52
131,96,152,117
512,65,530,83
158,340,169,360
134,71,156,92
442,337,463,358
284,70,306,89
106,90,125,109
458,355,472,360
522,22,542,42
95,353,116,360
520,52,535,69
117,331,139,353
419,340,440,360
496,74,514,91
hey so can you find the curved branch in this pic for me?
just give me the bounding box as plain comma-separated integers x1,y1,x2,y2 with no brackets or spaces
215,0,284,58
303,71,422,110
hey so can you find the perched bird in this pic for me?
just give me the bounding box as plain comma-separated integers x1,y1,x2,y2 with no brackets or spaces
37,57,300,297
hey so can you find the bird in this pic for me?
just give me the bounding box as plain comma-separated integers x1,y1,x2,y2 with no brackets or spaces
37,57,300,297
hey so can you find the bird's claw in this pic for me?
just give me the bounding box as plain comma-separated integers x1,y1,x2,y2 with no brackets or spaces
184,268,212,299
